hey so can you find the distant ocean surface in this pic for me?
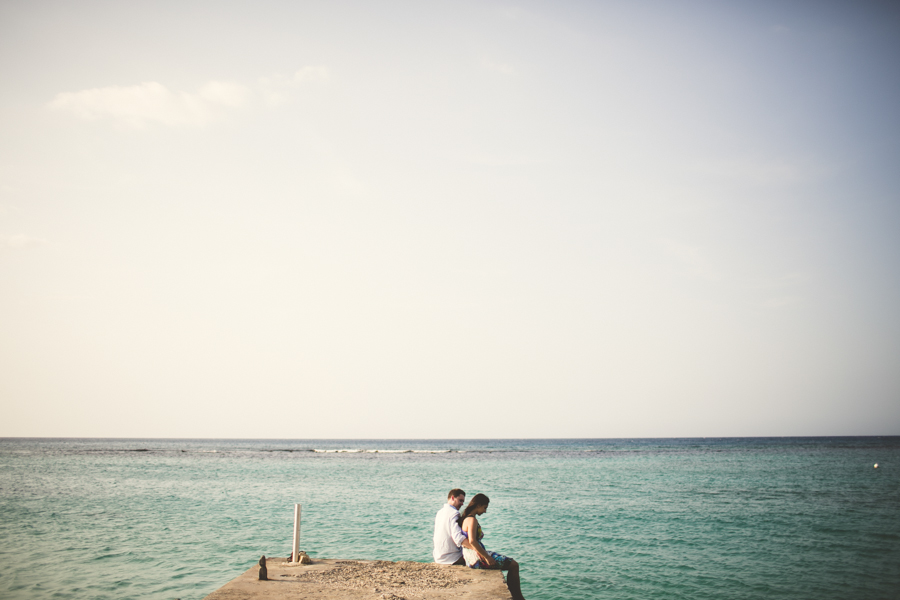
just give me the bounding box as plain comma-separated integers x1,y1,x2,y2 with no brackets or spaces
1,437,898,600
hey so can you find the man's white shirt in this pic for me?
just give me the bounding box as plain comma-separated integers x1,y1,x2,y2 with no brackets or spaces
433,502,466,564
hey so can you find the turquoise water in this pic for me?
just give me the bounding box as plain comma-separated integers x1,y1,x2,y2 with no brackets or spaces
0,438,898,599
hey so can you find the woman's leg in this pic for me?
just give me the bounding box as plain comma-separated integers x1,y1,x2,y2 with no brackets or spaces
505,559,524,600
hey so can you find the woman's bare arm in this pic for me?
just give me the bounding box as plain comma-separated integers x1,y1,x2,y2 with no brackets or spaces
462,516,496,566
453,516,478,552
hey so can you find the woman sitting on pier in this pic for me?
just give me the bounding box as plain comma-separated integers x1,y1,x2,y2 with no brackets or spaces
459,493,525,600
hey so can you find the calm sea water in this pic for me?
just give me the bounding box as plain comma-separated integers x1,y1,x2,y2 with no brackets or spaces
0,438,897,600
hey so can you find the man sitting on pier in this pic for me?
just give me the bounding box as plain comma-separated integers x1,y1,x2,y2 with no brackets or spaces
433,488,477,565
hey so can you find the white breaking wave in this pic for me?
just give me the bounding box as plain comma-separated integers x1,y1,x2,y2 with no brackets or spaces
310,448,462,454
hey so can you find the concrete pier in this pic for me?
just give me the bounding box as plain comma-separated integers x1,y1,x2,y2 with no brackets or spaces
203,557,513,600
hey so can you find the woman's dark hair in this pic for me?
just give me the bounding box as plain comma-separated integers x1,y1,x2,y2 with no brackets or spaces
459,493,490,524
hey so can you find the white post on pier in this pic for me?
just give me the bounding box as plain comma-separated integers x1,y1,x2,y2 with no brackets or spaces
291,503,302,563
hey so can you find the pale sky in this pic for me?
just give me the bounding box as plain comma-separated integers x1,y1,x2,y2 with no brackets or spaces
1,0,898,438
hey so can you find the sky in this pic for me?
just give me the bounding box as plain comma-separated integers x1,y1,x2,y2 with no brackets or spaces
1,0,898,438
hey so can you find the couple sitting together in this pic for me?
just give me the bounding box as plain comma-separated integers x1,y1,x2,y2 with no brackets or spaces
432,488,525,600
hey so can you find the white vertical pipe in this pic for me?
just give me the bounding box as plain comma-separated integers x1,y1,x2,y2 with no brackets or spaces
292,503,301,562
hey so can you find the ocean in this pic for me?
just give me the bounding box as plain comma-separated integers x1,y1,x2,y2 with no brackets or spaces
0,437,897,600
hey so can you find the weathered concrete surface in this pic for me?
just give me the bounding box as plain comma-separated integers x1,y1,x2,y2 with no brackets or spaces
203,557,513,600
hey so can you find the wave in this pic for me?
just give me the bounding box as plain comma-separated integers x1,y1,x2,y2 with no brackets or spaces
310,448,465,454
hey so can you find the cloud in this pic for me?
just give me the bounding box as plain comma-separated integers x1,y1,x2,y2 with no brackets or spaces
198,81,248,108
1,234,49,249
259,66,329,106
49,67,328,124
48,80,248,128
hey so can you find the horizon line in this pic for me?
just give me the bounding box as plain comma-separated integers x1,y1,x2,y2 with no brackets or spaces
2,435,898,441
